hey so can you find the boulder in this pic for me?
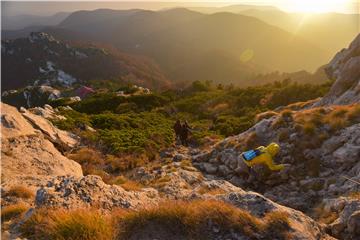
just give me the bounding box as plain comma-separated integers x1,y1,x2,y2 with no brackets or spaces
315,34,360,106
1,103,82,190
36,175,159,210
22,107,79,150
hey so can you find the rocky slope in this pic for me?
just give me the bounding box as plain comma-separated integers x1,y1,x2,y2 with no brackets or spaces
189,34,360,239
315,34,360,106
1,103,82,193
2,32,360,240
1,102,334,239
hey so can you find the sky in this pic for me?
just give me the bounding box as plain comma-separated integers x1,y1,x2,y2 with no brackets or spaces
2,0,359,16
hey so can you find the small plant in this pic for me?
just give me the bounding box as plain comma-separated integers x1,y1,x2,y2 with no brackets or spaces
6,186,34,199
1,203,28,222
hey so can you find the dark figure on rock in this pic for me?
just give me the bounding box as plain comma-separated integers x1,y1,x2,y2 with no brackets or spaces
180,120,192,146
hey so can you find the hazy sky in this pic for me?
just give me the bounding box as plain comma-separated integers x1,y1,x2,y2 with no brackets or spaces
2,0,359,16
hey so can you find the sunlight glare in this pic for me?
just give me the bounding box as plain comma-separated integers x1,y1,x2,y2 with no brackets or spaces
285,0,351,13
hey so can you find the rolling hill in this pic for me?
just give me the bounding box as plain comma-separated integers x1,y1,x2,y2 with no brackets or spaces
46,8,328,84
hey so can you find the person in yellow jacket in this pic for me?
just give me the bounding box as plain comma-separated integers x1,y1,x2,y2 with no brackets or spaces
242,142,285,171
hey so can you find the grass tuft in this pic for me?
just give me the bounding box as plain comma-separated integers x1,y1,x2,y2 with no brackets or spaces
1,203,28,222
20,209,114,240
19,200,292,240
6,185,34,199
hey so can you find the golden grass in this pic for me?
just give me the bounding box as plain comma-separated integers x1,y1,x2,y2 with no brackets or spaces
348,191,360,200
20,209,114,240
114,200,291,239
1,203,28,222
180,160,192,168
302,122,316,135
347,104,360,123
280,109,293,119
20,200,291,240
293,105,357,131
197,186,226,195
6,185,34,199
255,111,278,123
109,176,143,191
68,147,104,165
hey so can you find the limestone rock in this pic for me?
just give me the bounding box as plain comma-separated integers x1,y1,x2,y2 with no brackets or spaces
35,175,159,210
315,34,360,106
22,107,79,150
1,103,82,190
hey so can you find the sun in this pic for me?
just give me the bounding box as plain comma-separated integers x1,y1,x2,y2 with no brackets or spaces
286,0,350,13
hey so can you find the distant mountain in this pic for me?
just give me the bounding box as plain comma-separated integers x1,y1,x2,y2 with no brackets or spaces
1,32,170,91
189,4,280,13
190,5,359,57
2,12,70,30
42,8,328,85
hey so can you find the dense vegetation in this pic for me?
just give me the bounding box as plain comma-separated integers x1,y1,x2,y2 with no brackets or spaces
53,79,331,158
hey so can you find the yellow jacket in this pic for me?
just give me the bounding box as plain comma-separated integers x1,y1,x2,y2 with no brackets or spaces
243,143,284,171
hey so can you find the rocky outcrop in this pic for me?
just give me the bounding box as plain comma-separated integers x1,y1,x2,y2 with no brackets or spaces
192,104,360,239
35,175,159,210
1,103,82,191
20,105,79,151
315,34,360,106
322,196,360,239
34,168,333,239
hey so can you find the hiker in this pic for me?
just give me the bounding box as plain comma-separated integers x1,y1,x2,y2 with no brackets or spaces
237,142,286,178
173,120,182,143
180,121,192,146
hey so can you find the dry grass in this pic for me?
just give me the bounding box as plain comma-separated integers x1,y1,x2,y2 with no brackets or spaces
68,147,104,165
197,186,226,195
20,209,114,240
180,160,192,168
109,176,143,191
1,203,28,222
280,110,293,120
278,129,290,142
6,185,34,199
19,200,291,240
313,203,339,225
302,122,316,135
150,175,172,188
348,191,360,200
347,104,360,123
119,181,143,192
245,132,259,150
115,200,291,239
255,111,278,123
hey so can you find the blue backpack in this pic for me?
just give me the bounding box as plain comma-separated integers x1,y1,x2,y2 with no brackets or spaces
242,149,262,161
